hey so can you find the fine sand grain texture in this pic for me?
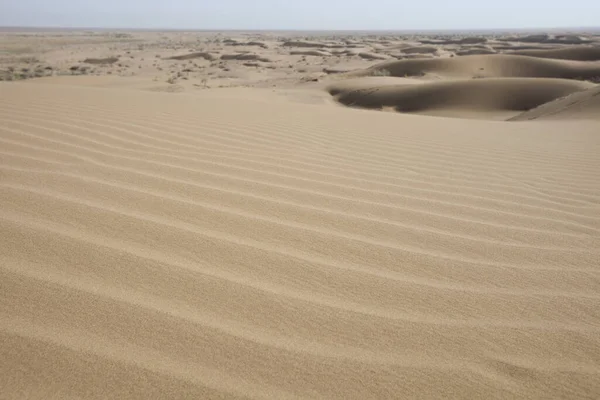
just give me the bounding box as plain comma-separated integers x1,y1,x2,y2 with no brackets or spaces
1,79,600,400
1,29,600,400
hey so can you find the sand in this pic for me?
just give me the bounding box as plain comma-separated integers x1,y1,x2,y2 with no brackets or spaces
510,85,600,121
509,46,600,61
1,29,600,400
357,54,600,79
327,77,595,119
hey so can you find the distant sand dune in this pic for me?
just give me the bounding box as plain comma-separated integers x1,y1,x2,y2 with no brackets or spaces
492,44,560,51
420,37,487,45
1,75,600,400
499,34,593,45
328,77,594,118
456,48,496,56
400,46,439,54
358,52,390,60
392,53,437,60
225,40,268,48
282,40,325,48
290,50,331,57
167,52,216,61
220,53,271,62
83,57,119,65
356,54,600,79
508,46,600,61
328,76,425,91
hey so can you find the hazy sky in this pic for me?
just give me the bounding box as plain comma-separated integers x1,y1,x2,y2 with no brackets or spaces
1,0,599,30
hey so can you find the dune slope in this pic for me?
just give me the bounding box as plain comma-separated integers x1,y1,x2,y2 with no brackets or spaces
509,46,600,61
510,84,600,121
328,77,595,118
356,54,600,79
1,81,600,399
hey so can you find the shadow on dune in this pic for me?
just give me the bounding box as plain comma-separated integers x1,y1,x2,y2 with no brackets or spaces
327,77,595,119
350,54,600,80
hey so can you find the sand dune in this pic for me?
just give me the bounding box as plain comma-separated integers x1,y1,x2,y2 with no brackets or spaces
499,34,593,45
358,52,390,60
328,76,425,91
420,37,487,45
1,79,600,399
357,54,600,79
456,48,496,56
509,46,600,61
327,77,594,118
510,84,600,121
83,57,119,65
290,50,331,57
225,40,268,49
220,53,271,62
168,52,217,61
401,46,439,54
492,45,559,51
393,53,437,60
282,40,325,48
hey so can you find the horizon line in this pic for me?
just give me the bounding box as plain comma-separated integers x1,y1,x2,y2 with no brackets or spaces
1,25,600,33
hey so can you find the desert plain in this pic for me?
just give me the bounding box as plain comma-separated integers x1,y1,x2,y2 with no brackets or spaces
1,28,600,399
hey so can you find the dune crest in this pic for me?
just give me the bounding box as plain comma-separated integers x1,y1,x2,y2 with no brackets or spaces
508,46,600,61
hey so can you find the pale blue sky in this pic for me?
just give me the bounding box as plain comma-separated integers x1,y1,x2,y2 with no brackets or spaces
1,0,598,30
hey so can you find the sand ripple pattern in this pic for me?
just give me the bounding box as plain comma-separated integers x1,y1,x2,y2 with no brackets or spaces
1,82,600,399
